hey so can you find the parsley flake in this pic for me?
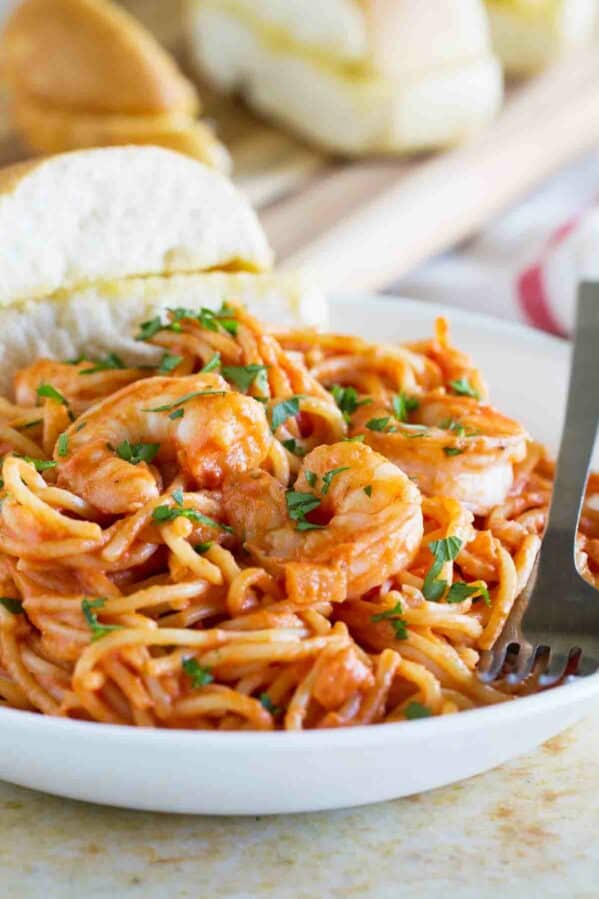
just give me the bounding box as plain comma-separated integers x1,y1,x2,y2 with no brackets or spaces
422,537,463,602
37,383,68,407
115,440,160,466
81,598,122,642
182,657,214,688
371,600,408,640
57,433,69,457
366,417,390,432
144,390,227,413
80,353,125,375
405,702,432,720
135,317,163,341
330,385,372,423
171,488,184,506
18,456,57,473
152,505,234,533
271,396,303,431
321,466,350,496
363,485,372,497
449,378,480,400
158,352,182,374
0,597,23,614
285,490,324,531
222,364,269,394
259,692,280,715
444,447,464,457
195,541,213,554
446,582,490,606
305,471,318,488
392,393,420,422
201,352,221,373
282,438,306,457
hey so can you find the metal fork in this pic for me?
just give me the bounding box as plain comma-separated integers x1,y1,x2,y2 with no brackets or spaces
478,282,599,685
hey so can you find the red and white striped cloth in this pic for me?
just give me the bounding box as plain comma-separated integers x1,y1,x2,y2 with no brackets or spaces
395,152,599,338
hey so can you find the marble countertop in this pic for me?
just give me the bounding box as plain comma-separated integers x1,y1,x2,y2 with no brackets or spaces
2,711,599,899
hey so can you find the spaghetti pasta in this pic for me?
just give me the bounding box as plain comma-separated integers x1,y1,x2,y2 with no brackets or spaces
0,304,596,730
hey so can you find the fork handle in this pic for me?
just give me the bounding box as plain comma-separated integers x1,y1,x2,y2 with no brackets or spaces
537,282,599,586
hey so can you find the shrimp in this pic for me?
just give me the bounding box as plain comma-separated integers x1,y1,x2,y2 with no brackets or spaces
14,359,147,415
351,393,528,515
223,441,423,598
57,374,272,514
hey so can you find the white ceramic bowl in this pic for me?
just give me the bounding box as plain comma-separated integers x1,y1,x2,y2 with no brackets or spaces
2,295,596,815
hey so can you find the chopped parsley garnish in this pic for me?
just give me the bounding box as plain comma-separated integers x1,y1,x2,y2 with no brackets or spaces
439,418,481,438
182,657,214,688
321,467,350,496
18,456,57,473
115,440,160,466
57,433,69,457
221,364,269,394
305,471,318,488
37,383,68,407
152,505,233,533
371,600,408,640
81,598,122,642
422,537,463,602
75,421,87,433
430,537,463,563
392,393,420,422
405,702,432,720
271,396,303,431
67,355,86,365
157,352,182,374
0,597,23,614
259,692,280,715
449,378,480,400
330,385,372,423
201,352,221,373
366,417,391,432
195,541,213,554
172,306,238,337
282,438,305,457
344,434,365,443
446,581,490,606
144,390,226,413
171,488,184,506
444,447,464,457
363,485,372,497
20,419,42,430
135,317,164,341
285,490,324,531
80,353,125,375
169,408,185,420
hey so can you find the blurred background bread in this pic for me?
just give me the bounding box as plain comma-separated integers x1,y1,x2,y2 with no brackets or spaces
0,0,229,169
186,0,504,156
485,0,598,75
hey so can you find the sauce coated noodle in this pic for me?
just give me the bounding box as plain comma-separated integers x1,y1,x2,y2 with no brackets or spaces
0,305,596,729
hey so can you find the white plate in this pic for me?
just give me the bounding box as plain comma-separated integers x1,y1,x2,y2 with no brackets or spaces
1,295,596,816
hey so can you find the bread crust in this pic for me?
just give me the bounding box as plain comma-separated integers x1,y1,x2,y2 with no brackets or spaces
2,0,198,115
1,0,229,168
0,146,271,306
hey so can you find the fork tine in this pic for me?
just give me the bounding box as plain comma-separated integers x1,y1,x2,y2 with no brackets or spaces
478,643,511,682
510,643,537,683
539,648,574,685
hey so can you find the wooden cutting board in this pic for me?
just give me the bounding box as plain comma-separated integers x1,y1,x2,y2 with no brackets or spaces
3,0,599,293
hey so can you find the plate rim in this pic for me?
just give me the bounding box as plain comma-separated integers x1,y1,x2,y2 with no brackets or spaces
2,294,591,751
